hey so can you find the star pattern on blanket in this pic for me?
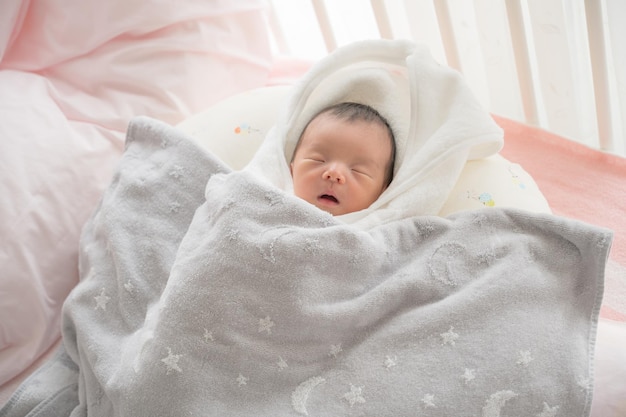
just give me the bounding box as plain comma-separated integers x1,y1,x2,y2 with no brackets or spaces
342,384,365,407
226,228,240,241
203,328,214,342
349,253,361,265
277,356,288,370
94,288,111,311
440,326,459,345
168,201,181,213
384,355,397,369
304,238,321,253
168,165,185,180
124,280,135,295
259,316,275,334
595,234,611,249
577,375,592,391
462,368,476,384
421,393,436,408
329,344,342,358
536,402,559,417
237,374,248,387
161,347,183,375
477,249,497,265
265,192,284,206
219,197,236,211
516,350,534,366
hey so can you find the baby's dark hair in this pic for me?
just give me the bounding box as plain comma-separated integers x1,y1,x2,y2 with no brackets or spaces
299,102,396,186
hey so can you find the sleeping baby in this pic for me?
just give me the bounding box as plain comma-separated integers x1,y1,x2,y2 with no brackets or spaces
289,102,396,216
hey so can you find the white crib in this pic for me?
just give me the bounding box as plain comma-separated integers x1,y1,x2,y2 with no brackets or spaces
1,0,625,415
268,0,626,156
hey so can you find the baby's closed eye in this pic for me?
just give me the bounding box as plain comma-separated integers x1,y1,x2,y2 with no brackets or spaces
351,167,373,177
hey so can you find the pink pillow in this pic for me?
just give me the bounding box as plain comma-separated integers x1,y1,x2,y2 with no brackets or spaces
0,0,27,62
0,0,272,386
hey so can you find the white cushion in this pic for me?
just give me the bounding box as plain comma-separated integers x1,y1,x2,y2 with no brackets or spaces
178,85,552,216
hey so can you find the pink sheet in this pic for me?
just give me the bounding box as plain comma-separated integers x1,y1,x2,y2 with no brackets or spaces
496,115,626,322
0,0,272,390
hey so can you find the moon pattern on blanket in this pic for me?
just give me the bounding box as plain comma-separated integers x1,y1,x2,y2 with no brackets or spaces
291,376,326,415
481,390,518,417
428,242,472,286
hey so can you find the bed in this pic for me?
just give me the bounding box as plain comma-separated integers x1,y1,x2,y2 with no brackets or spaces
1,1,625,416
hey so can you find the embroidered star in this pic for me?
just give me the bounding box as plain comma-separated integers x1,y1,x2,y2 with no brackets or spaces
258,316,275,334
169,201,181,213
577,376,591,391
222,198,236,210
94,288,111,311
477,250,497,265
517,350,534,366
596,234,610,249
277,356,288,370
421,394,436,408
236,374,248,387
342,384,365,407
168,165,185,179
161,348,182,375
440,326,459,346
265,192,283,206
203,328,214,342
462,368,476,384
123,281,135,294
329,344,343,358
304,238,321,253
536,402,559,417
226,228,240,241
384,355,397,370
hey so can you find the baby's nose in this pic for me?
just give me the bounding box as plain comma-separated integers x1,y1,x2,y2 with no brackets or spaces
323,165,346,184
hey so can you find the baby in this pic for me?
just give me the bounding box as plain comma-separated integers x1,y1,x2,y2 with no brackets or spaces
290,102,396,216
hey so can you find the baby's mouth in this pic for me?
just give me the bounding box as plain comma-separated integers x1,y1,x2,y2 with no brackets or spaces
319,194,339,204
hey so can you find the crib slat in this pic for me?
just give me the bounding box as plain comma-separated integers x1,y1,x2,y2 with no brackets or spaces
432,0,462,72
473,0,525,121
526,0,599,147
370,0,394,39
432,1,492,108
267,2,291,55
402,0,447,65
585,0,615,152
311,0,337,53
604,0,626,155
505,0,542,127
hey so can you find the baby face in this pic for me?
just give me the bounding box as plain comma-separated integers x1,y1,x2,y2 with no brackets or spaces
290,114,392,216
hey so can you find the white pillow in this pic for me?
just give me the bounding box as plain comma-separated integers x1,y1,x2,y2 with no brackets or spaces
178,85,552,216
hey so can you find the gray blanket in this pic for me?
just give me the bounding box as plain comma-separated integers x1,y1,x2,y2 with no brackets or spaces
1,117,612,417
